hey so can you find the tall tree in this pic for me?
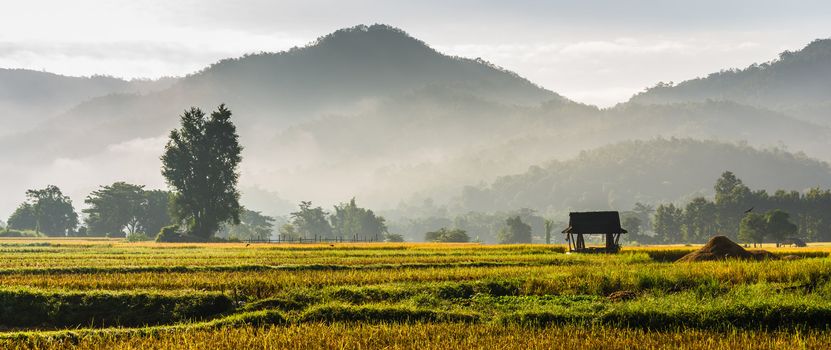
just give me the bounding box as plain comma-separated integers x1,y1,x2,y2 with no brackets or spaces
652,203,683,243
24,185,78,236
621,216,643,242
683,197,717,243
739,213,766,246
764,209,797,245
84,182,146,237
290,201,333,239
544,219,554,244
7,203,37,231
140,190,173,236
161,105,243,239
330,198,388,240
223,209,275,240
632,202,655,234
497,215,532,244
714,171,751,239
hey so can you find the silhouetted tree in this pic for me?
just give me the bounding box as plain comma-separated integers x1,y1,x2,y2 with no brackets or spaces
141,190,173,237
7,203,37,231
544,219,554,244
161,104,242,239
683,197,717,243
23,185,78,236
222,209,275,240
84,182,146,237
714,171,751,239
290,201,332,239
765,209,797,245
653,203,683,243
621,216,643,242
330,198,388,240
739,213,766,246
497,216,532,244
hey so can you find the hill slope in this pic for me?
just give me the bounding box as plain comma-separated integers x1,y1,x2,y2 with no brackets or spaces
628,39,831,125
455,138,831,213
0,24,564,162
0,69,176,135
1,26,830,219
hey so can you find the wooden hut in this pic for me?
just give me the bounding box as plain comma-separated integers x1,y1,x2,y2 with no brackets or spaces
562,211,627,253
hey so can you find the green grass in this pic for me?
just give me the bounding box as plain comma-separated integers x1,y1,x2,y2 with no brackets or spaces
0,240,829,348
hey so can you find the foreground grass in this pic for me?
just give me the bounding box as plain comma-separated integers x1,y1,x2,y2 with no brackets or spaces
3,323,828,350
1,240,831,348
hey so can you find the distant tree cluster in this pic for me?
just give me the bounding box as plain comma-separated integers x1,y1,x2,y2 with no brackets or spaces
84,182,171,237
6,104,248,242
280,199,390,241
218,209,276,241
642,171,825,244
6,183,172,238
739,210,797,246
8,185,78,236
391,208,552,244
425,228,470,243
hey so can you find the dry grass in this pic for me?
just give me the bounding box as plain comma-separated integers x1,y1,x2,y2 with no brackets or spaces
3,323,827,350
0,239,830,349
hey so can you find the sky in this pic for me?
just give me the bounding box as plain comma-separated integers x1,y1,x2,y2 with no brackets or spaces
1,0,831,106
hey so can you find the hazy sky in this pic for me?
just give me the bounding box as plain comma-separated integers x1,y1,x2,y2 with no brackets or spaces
2,0,830,106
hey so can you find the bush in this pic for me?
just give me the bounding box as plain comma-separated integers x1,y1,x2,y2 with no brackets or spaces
155,225,199,242
384,233,405,242
0,229,44,238
425,228,470,243
125,232,151,242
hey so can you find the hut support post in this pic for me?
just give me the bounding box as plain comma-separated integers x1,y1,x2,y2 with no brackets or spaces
567,233,573,252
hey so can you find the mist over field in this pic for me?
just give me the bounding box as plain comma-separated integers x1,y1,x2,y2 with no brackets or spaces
8,5,831,349
2,2,831,243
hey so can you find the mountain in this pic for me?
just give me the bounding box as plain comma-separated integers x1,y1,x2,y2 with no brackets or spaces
0,24,568,216
0,24,564,163
0,69,176,135
628,39,831,125
1,25,830,220
453,138,831,214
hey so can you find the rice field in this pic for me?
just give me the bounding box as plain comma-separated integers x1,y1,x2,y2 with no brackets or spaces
0,239,830,349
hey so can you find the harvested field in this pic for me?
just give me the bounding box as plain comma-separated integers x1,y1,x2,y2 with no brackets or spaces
0,239,828,349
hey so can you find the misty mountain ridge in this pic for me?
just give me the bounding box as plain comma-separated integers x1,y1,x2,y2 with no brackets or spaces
0,69,177,135
454,138,831,215
628,38,831,125
1,24,830,219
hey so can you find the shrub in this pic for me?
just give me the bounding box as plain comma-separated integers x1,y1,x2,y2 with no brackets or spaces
155,225,201,242
425,228,470,243
384,233,405,242
0,229,43,238
125,232,151,242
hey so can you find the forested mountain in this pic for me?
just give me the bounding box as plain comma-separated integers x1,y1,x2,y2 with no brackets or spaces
0,24,562,162
628,39,831,125
1,24,830,221
454,138,831,214
0,69,176,135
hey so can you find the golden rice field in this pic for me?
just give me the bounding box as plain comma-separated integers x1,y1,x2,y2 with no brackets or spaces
0,239,830,349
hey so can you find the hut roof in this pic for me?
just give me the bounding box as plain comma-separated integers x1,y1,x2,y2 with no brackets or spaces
561,211,627,234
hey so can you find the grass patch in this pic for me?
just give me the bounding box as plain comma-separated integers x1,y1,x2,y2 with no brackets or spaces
0,288,234,328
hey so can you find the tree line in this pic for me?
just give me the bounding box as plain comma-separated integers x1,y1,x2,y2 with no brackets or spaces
634,171,828,245
278,198,396,242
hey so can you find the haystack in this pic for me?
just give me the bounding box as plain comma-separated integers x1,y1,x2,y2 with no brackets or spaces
676,236,778,262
